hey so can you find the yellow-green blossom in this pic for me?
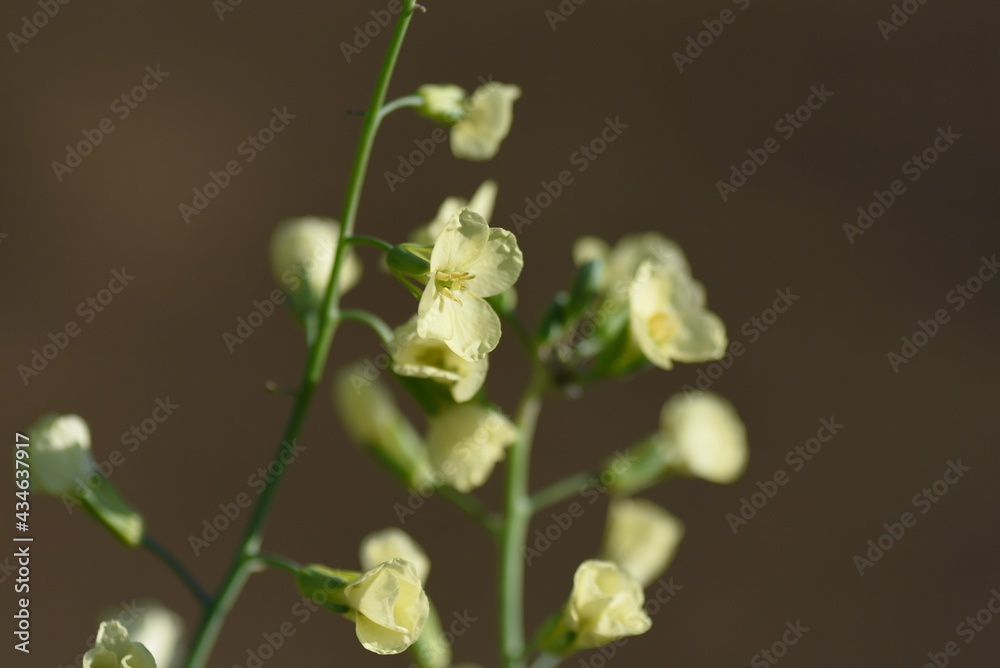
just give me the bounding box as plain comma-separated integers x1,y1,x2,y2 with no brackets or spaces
392,316,488,403
28,413,94,495
426,404,518,492
659,392,748,484
566,560,652,649
629,259,727,370
601,498,684,586
269,217,362,314
342,559,429,655
417,209,523,362
411,179,498,245
84,620,157,668
360,528,431,584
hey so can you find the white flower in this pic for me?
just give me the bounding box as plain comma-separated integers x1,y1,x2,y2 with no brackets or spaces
124,604,184,668
426,404,518,492
450,83,521,161
411,179,498,245
567,560,652,649
84,620,157,668
28,413,94,495
573,232,689,299
629,259,727,370
417,209,523,362
342,559,430,655
360,528,431,584
392,317,488,403
269,217,362,314
601,498,684,586
659,392,748,484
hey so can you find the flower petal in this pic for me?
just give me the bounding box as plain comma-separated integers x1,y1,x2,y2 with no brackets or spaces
442,294,502,362
465,227,524,298
429,210,489,272
417,283,455,342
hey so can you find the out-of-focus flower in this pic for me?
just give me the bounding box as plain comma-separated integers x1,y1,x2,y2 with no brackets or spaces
601,498,684,586
411,180,498,245
417,209,523,362
27,413,94,495
124,604,184,668
452,83,521,161
391,316,488,403
359,528,431,584
269,217,362,315
566,560,652,649
426,404,518,492
83,620,157,668
659,392,748,484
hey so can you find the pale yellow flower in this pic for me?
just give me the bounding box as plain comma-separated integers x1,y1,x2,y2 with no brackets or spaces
360,528,431,584
659,392,748,484
451,83,522,161
342,559,430,655
392,316,488,403
411,179,498,245
417,209,523,362
601,498,684,586
125,604,184,668
84,620,157,668
567,560,652,649
269,217,362,314
629,259,727,370
416,84,468,124
426,404,518,492
28,413,94,495
573,232,689,298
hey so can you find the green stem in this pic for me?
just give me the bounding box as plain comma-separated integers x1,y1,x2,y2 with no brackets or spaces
500,371,548,668
528,470,596,514
377,94,423,122
256,551,302,575
340,308,394,344
437,485,503,536
346,234,395,252
183,4,420,666
140,533,212,607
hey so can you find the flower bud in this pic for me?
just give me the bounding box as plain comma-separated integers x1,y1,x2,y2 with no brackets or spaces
121,603,184,668
601,498,684,586
84,620,157,668
416,84,468,124
426,404,518,492
298,559,430,655
660,392,748,484
28,413,94,495
334,366,433,488
410,180,498,245
360,528,431,584
565,560,651,650
269,217,361,316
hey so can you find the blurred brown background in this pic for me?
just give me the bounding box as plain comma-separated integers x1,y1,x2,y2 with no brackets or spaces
3,0,1000,666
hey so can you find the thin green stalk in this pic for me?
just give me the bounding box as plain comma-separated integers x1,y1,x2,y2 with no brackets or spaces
346,234,395,252
437,485,502,536
183,4,420,666
377,94,423,122
340,308,394,344
140,533,211,607
256,551,302,575
500,371,548,668
528,470,596,514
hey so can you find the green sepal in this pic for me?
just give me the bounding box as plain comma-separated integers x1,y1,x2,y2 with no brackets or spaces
563,259,603,325
387,245,431,277
294,564,356,614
